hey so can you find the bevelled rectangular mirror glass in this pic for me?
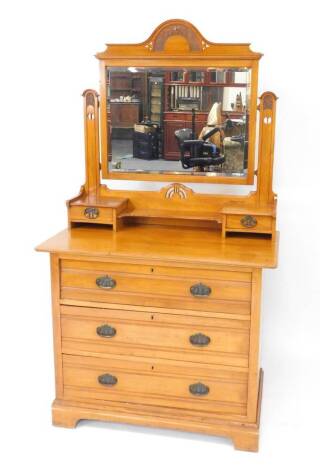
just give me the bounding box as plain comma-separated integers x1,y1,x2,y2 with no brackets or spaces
106,66,251,178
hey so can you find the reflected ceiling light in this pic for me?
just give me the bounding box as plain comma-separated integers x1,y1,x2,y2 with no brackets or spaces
128,67,138,73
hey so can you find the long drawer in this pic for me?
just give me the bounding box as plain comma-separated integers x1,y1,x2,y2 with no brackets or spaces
63,354,248,416
60,259,252,315
61,306,250,367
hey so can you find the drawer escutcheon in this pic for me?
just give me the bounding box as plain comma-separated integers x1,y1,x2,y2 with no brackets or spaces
98,373,118,387
189,382,210,396
190,283,211,297
96,275,117,289
96,324,117,338
189,333,211,347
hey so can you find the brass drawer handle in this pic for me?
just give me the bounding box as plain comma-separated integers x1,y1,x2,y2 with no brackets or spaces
84,207,99,219
96,324,117,338
189,382,210,396
98,373,118,387
96,275,116,289
190,283,211,297
240,215,257,228
189,333,211,347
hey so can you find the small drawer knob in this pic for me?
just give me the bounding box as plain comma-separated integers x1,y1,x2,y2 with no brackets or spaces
84,207,99,219
190,283,211,297
98,373,118,387
240,215,257,228
96,324,117,338
189,382,210,396
189,333,211,347
96,275,116,289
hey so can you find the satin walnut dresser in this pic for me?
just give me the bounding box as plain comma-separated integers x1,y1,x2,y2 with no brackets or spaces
36,19,279,452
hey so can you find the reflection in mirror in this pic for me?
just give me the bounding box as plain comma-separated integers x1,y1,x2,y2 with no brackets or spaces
107,67,251,176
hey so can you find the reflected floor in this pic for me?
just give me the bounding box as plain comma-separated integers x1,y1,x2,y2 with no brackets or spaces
109,139,245,174
110,139,189,172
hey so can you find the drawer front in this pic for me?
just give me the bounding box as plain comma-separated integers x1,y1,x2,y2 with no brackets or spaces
60,261,251,315
61,259,252,283
61,306,250,367
226,215,272,232
63,354,248,416
69,206,113,224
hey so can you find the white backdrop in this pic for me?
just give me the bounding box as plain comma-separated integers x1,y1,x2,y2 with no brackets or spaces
1,1,320,468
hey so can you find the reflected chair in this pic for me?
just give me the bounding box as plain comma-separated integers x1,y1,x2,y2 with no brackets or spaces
174,127,225,170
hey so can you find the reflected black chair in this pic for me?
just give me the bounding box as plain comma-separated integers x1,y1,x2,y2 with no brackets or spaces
174,127,225,170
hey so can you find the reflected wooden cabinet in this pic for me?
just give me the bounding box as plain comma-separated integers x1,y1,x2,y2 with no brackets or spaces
148,76,164,125
108,71,145,138
164,112,207,160
162,69,248,160
110,102,141,129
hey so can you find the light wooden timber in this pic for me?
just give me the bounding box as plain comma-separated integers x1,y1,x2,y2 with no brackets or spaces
36,225,278,269
52,369,263,451
37,20,279,452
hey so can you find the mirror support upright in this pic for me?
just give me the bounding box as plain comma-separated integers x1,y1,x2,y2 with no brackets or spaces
66,89,128,231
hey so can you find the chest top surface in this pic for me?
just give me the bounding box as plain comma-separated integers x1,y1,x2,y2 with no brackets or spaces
36,225,278,268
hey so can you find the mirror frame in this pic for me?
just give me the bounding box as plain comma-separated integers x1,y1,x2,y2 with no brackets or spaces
97,19,262,185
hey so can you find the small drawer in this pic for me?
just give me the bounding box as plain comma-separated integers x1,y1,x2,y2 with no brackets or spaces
60,305,250,367
62,354,248,416
69,206,113,224
226,215,273,232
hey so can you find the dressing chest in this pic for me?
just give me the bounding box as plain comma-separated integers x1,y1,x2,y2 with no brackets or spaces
37,20,279,451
